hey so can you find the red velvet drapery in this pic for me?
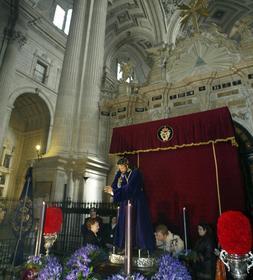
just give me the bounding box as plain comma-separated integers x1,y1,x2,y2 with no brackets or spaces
110,107,245,242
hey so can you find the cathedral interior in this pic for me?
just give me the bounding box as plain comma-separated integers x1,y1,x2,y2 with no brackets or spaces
0,0,253,276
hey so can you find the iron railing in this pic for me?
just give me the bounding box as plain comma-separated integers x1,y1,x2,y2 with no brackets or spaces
0,199,118,267
51,201,118,256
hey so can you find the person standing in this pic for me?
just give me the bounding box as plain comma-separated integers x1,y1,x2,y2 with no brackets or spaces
104,158,155,251
192,223,216,280
104,216,117,248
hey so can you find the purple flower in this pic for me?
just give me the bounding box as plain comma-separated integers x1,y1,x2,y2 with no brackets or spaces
65,269,79,280
66,244,98,269
107,273,147,280
65,244,98,279
37,256,62,280
151,254,191,280
27,255,42,266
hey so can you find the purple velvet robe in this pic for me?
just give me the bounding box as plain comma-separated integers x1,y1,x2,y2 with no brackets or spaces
112,168,155,250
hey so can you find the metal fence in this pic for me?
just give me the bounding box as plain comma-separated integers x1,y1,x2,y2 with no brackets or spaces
0,199,118,269
51,201,118,256
0,234,36,270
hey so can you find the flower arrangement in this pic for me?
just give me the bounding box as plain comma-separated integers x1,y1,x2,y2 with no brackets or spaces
217,210,252,255
37,256,62,279
151,254,191,280
64,244,99,280
23,255,62,280
24,247,191,279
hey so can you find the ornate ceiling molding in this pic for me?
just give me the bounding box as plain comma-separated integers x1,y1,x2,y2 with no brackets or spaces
166,27,240,83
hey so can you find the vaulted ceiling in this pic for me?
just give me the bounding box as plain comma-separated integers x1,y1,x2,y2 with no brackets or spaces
207,0,253,33
105,0,253,46
34,0,253,82
103,0,253,81
10,93,50,132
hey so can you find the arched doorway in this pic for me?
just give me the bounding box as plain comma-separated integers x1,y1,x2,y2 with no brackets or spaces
2,93,50,199
234,121,253,215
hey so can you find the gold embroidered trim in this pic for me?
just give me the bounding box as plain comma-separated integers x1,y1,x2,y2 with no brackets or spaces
110,137,238,155
117,169,132,187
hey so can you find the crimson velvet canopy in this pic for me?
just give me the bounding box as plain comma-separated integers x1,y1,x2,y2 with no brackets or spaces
110,107,245,242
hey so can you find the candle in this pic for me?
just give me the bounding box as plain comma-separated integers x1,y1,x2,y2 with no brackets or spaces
112,246,115,254
138,249,141,258
117,206,120,220
183,207,188,253
124,200,132,275
35,201,46,256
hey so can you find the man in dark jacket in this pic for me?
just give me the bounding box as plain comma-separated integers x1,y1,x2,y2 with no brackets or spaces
104,216,117,247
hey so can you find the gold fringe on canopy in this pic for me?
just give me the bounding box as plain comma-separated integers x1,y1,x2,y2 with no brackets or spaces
110,136,238,156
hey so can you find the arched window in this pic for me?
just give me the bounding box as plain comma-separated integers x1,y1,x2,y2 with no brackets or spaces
117,62,123,80
53,4,72,35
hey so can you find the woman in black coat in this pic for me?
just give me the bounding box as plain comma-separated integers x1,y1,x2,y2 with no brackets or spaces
192,223,216,280
83,218,104,247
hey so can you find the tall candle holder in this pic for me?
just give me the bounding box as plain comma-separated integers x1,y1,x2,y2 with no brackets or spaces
124,200,132,275
183,207,188,253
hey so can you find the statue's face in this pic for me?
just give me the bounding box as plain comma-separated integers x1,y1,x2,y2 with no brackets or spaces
118,164,128,174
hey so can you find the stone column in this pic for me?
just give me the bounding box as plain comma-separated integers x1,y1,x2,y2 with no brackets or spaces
49,0,88,157
36,0,110,203
77,0,108,156
0,31,26,155
98,112,111,158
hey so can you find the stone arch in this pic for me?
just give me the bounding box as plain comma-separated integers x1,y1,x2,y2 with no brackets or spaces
8,86,54,125
4,90,52,199
166,12,182,45
105,29,155,85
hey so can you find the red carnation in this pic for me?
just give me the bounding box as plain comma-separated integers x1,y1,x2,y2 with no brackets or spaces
43,207,63,234
217,211,252,255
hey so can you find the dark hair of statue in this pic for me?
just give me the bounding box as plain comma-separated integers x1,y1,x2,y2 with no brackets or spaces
117,157,129,165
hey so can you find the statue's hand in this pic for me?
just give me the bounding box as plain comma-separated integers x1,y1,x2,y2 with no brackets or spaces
104,185,113,195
